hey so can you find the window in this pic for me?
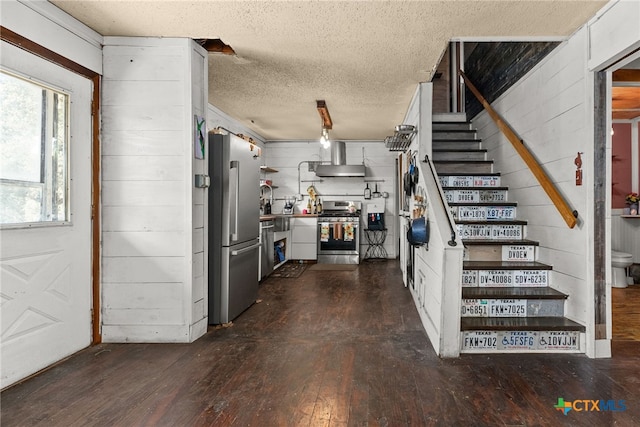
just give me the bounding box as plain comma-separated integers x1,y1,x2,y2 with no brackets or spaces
0,70,69,225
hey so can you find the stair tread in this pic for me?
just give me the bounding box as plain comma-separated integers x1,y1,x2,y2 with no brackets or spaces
463,239,539,246
449,202,517,207
433,138,482,142
456,219,527,225
434,160,493,164
461,317,585,332
433,129,476,133
433,148,487,153
464,260,552,270
442,186,509,191
438,172,501,177
462,287,567,299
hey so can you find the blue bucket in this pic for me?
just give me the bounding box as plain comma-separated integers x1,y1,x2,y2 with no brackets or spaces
407,217,429,246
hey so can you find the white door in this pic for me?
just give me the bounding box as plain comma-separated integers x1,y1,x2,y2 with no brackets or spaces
1,42,93,389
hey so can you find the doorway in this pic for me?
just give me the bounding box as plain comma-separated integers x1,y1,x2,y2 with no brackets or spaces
0,41,94,388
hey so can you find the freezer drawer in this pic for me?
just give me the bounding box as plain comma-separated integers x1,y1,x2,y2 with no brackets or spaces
211,239,260,324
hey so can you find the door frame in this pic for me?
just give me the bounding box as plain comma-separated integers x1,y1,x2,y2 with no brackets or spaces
1,26,102,344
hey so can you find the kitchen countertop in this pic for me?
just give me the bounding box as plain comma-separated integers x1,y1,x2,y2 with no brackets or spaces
260,213,319,221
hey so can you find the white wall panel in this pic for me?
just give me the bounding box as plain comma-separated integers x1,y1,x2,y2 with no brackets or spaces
103,232,186,257
102,206,185,232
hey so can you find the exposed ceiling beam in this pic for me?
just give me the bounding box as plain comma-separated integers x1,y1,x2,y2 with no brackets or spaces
316,100,333,129
613,69,640,82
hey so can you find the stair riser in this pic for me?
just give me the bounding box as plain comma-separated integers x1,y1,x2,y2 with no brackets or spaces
433,141,481,150
433,151,486,161
445,189,508,203
440,175,501,188
432,122,471,131
464,244,537,262
435,162,493,174
451,206,516,221
457,224,526,241
432,131,477,140
461,299,565,318
462,269,549,287
461,331,580,352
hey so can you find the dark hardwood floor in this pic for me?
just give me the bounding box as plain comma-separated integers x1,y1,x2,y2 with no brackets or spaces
2,260,639,426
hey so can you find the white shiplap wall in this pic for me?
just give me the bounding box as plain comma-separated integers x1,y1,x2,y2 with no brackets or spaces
101,37,207,342
263,140,399,258
471,26,595,348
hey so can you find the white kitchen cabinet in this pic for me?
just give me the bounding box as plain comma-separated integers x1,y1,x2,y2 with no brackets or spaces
290,217,318,260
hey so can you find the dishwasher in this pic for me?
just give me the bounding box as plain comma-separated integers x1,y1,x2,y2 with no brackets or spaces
260,220,275,280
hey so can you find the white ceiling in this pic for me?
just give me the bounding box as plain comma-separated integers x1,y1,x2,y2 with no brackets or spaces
51,0,608,141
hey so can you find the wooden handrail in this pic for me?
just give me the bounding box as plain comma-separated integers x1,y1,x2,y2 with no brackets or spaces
459,70,578,229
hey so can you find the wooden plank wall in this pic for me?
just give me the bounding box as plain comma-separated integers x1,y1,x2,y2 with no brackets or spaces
101,38,204,343
471,27,596,351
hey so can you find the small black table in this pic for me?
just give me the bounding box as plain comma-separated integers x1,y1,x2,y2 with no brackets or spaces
364,228,387,260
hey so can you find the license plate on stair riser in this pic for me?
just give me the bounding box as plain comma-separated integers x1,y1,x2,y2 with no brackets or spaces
462,331,498,350
457,224,491,239
514,270,548,286
502,245,535,261
537,331,579,350
480,190,507,202
462,331,580,352
498,331,537,350
460,299,527,317
476,270,549,287
489,299,527,317
486,206,516,220
461,270,477,287
478,270,513,286
474,176,500,187
456,206,486,221
461,299,488,316
491,224,523,239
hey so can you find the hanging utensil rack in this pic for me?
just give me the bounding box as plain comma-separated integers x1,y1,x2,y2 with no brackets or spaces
384,124,417,152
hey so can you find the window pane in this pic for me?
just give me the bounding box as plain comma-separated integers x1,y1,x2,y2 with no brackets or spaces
0,71,69,224
0,72,43,182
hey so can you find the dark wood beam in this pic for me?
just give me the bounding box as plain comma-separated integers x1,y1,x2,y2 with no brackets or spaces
613,69,640,82
316,100,333,129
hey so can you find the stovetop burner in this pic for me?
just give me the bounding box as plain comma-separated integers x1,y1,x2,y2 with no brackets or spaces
319,200,362,218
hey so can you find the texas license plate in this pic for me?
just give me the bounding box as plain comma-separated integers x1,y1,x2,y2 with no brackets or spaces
454,190,480,203
480,190,506,202
498,331,537,350
461,299,489,317
478,270,513,286
491,224,523,239
458,206,486,221
462,331,498,350
489,299,527,317
458,224,491,239
503,245,535,261
474,176,500,187
461,270,477,287
486,206,516,220
451,176,475,187
513,270,548,286
537,331,579,350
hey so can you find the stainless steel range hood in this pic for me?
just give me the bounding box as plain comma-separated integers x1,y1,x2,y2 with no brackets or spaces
315,141,366,177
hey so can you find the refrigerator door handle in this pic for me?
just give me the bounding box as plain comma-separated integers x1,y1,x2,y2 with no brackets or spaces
231,242,261,256
230,160,240,242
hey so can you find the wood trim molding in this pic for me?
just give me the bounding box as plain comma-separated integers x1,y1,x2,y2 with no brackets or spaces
1,26,102,344
459,70,578,229
593,71,607,339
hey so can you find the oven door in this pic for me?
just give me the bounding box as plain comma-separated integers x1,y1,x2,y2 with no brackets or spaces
317,218,360,264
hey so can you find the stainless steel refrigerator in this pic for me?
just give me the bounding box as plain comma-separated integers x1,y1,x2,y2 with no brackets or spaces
208,133,261,324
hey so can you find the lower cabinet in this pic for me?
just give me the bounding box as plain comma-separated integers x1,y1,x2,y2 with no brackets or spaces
290,217,317,260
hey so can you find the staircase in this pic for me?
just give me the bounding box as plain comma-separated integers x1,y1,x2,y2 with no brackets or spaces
432,114,585,353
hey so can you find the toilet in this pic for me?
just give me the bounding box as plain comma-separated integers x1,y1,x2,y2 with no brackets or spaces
611,250,633,288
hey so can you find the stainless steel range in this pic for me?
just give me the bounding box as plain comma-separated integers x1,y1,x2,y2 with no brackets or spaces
317,201,361,264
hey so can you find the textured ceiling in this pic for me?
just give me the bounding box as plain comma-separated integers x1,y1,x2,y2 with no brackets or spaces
51,0,608,141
